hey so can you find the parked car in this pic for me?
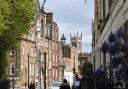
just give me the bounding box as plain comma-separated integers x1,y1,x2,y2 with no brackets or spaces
50,81,61,89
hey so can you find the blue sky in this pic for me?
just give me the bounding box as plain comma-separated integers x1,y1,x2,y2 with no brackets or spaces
39,0,94,53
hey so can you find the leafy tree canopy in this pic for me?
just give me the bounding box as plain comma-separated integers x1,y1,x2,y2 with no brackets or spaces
0,0,35,49
0,0,35,78
80,60,93,77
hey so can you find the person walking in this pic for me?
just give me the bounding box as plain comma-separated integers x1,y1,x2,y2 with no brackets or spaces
29,82,35,89
60,79,71,89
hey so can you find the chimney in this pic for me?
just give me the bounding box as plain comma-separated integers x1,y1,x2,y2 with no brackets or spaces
46,13,53,24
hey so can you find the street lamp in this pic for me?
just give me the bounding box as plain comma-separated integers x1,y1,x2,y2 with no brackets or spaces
73,56,76,86
73,56,76,74
61,34,66,45
60,34,66,81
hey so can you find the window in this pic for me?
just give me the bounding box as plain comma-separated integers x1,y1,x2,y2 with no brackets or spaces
46,69,48,77
10,47,15,56
22,45,25,55
45,41,48,48
32,64,34,76
49,61,52,69
56,70,58,78
53,42,57,51
56,55,58,62
36,67,38,76
10,63,15,75
53,54,55,62
29,64,32,76
53,70,55,78
31,48,33,57
47,27,52,37
45,26,52,38
55,31,58,38
56,43,58,51
46,53,48,61
79,42,81,50
53,31,55,37
72,42,77,47
53,42,55,50
105,0,109,17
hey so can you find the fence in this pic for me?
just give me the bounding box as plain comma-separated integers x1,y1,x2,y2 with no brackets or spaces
0,79,10,89
80,77,128,89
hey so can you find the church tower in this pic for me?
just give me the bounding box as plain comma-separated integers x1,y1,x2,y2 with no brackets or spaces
70,32,82,52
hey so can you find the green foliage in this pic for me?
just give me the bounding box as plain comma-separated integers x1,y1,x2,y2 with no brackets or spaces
0,0,35,78
0,0,10,36
80,60,93,77
0,0,35,48
0,48,8,78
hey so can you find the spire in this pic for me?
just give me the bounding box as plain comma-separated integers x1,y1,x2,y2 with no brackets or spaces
77,32,78,37
81,32,82,39
74,33,75,37
61,34,66,45
70,33,71,39
61,34,66,41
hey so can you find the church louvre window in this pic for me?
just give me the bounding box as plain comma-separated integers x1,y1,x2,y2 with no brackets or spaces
72,42,77,47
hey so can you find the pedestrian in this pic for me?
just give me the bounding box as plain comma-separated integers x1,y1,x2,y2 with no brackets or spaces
29,82,35,89
60,79,71,89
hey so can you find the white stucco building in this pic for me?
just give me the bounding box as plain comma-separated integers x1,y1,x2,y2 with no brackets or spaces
92,0,128,70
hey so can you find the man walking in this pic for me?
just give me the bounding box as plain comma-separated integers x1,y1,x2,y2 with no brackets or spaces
60,79,71,89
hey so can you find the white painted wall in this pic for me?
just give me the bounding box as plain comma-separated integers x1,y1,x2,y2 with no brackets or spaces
94,0,128,70
64,72,73,86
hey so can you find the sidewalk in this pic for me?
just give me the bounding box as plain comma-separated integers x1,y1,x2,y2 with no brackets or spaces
10,87,28,89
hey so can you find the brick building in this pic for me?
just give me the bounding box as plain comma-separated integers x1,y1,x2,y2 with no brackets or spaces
8,9,60,88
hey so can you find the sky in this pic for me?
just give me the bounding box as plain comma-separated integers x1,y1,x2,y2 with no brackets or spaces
39,0,94,53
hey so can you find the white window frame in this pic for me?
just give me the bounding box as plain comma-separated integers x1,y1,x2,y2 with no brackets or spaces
10,63,15,75
10,47,15,56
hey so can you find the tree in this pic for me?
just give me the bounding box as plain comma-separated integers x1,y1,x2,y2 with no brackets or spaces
0,0,35,78
80,60,93,77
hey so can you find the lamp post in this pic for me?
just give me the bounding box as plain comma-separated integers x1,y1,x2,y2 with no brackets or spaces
73,56,76,85
61,34,66,81
61,34,66,45
12,65,15,89
43,52,47,89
